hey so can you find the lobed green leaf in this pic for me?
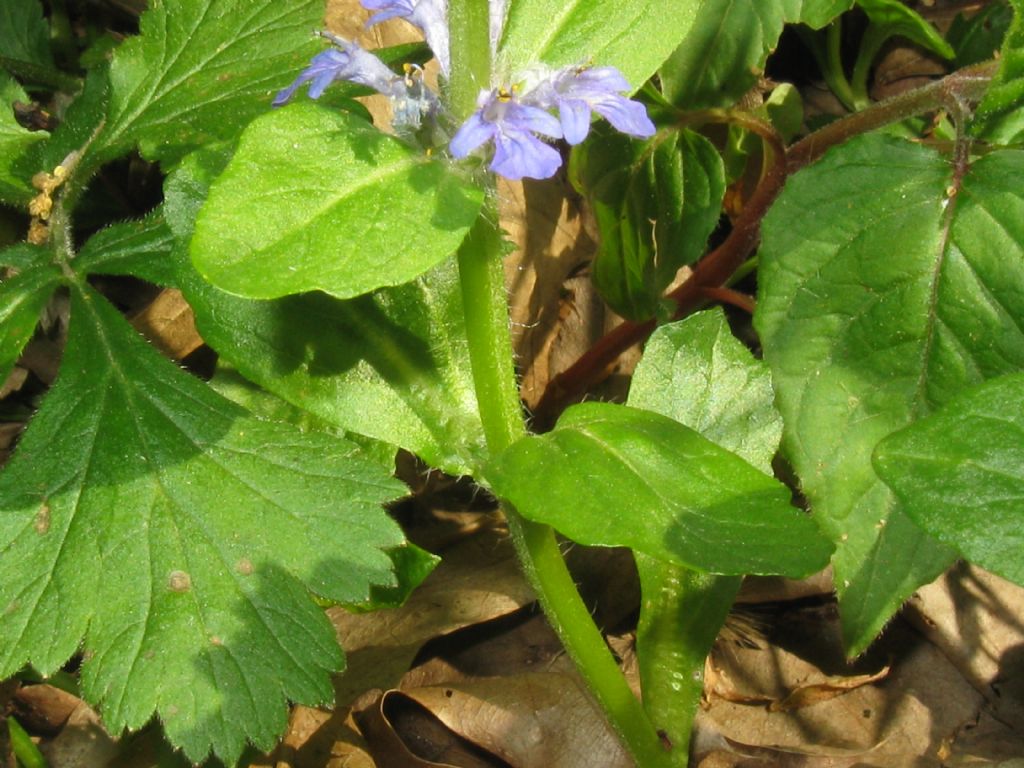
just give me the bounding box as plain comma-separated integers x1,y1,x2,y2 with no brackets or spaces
0,282,407,763
0,244,61,382
756,136,1024,653
92,0,322,167
874,373,1024,587
488,402,833,577
0,72,47,204
191,104,484,300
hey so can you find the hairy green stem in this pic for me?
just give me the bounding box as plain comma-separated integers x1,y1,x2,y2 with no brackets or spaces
850,23,895,110
456,211,523,451
456,203,674,767
635,561,741,757
446,0,492,118
825,20,858,111
447,4,676,762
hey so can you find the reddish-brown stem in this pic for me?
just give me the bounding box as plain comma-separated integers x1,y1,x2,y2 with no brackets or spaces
787,60,997,172
530,61,997,430
528,315,656,431
665,119,786,317
531,114,786,430
700,286,756,315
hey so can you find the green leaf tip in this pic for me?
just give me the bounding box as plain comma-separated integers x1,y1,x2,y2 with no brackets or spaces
488,402,833,578
874,373,1024,587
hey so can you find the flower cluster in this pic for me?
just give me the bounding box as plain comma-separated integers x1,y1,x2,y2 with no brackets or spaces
449,68,655,179
273,0,656,180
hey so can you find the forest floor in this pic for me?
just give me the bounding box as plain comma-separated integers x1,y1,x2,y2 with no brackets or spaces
2,0,1023,765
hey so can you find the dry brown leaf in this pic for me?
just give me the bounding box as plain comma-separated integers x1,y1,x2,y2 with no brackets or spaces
737,570,835,606
906,562,1024,727
356,691,507,767
251,706,377,768
39,701,118,768
768,665,891,713
499,177,600,409
15,335,61,385
699,602,1024,767
401,673,631,768
399,610,574,691
870,42,948,103
329,533,535,707
129,289,203,361
12,684,81,735
0,367,28,400
0,421,25,466
500,175,642,411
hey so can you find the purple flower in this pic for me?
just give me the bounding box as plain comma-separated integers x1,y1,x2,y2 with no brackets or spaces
361,0,450,76
273,36,401,106
450,88,564,180
532,66,656,145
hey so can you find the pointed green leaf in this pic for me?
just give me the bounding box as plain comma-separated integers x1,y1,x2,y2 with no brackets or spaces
972,0,1024,143
0,72,46,204
0,244,61,381
856,0,954,61
91,0,322,166
660,0,853,109
874,373,1024,587
0,283,407,763
488,402,833,577
191,104,484,300
0,0,53,70
628,308,782,474
947,2,1014,69
755,136,1024,653
497,0,703,88
572,126,725,321
76,210,178,286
